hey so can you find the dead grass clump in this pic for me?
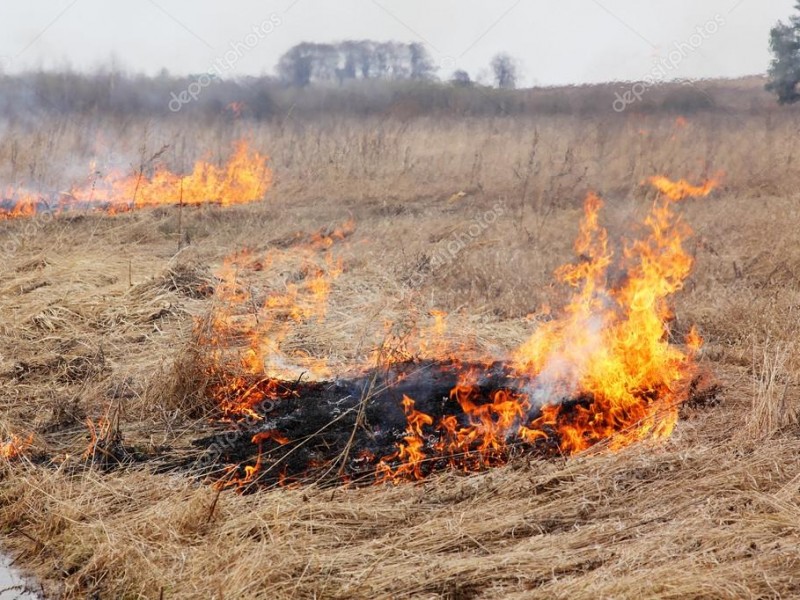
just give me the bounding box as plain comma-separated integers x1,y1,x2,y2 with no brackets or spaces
8,347,107,386
157,337,216,417
130,262,215,300
14,257,49,273
82,404,129,469
746,343,798,439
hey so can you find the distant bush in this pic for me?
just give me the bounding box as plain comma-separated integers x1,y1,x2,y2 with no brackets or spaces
659,86,716,113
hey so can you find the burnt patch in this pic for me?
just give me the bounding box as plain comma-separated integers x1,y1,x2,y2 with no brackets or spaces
172,361,631,490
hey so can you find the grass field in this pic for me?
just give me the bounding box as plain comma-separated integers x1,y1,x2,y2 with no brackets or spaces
2,89,800,598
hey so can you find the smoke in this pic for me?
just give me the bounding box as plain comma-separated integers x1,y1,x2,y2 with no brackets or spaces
522,311,607,413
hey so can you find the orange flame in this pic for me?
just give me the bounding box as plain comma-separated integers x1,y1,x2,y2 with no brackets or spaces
379,175,716,480
378,395,433,482
83,417,111,460
0,189,40,220
0,434,32,461
0,140,271,219
647,175,717,201
202,176,715,487
512,176,714,452
215,429,292,491
202,221,354,418
227,101,246,118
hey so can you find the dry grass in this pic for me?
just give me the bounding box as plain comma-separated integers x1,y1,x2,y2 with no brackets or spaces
747,343,798,439
2,93,800,597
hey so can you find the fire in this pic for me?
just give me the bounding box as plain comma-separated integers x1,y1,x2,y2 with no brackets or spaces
227,101,246,117
647,175,717,201
416,309,449,357
199,175,716,488
0,140,271,219
0,434,32,461
201,221,353,418
440,386,531,470
0,188,40,220
83,417,113,461
377,395,433,481
215,430,291,491
509,180,701,453
378,175,715,481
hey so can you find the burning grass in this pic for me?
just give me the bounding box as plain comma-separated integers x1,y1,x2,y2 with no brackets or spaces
0,140,271,219
186,359,716,491
1,108,800,598
174,176,717,491
0,435,32,461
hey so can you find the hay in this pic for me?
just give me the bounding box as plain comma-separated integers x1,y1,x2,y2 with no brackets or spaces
1,107,800,598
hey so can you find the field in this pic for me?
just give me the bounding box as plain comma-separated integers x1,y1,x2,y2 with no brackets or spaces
2,86,800,598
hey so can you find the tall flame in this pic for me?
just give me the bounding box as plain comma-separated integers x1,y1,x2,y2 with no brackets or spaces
199,176,715,487
377,175,715,481
513,177,709,454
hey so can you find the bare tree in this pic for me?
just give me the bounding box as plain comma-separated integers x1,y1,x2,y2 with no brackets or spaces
490,53,518,90
409,43,436,80
277,40,439,86
276,43,315,87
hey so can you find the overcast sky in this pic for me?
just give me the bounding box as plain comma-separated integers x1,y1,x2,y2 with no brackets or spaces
1,0,795,86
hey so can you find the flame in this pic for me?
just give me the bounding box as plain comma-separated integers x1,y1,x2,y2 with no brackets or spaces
201,176,716,488
378,175,716,481
686,325,703,354
0,434,32,460
83,417,111,460
0,140,271,219
214,429,292,491
647,175,717,201
441,386,531,470
227,101,246,117
378,395,433,481
0,188,40,220
513,176,714,452
415,309,450,358
202,221,354,418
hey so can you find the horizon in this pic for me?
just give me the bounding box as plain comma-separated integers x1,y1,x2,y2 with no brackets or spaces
1,0,795,87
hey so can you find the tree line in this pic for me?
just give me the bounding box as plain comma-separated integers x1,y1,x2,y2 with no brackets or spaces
275,40,519,89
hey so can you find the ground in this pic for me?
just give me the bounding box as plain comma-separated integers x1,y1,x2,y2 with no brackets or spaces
0,105,800,598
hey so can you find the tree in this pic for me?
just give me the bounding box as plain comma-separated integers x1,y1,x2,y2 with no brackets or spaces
276,43,315,87
490,53,518,90
312,44,340,82
450,70,472,87
276,41,440,86
409,43,436,80
767,2,800,104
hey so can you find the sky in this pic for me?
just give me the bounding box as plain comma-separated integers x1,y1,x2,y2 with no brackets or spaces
0,0,795,86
